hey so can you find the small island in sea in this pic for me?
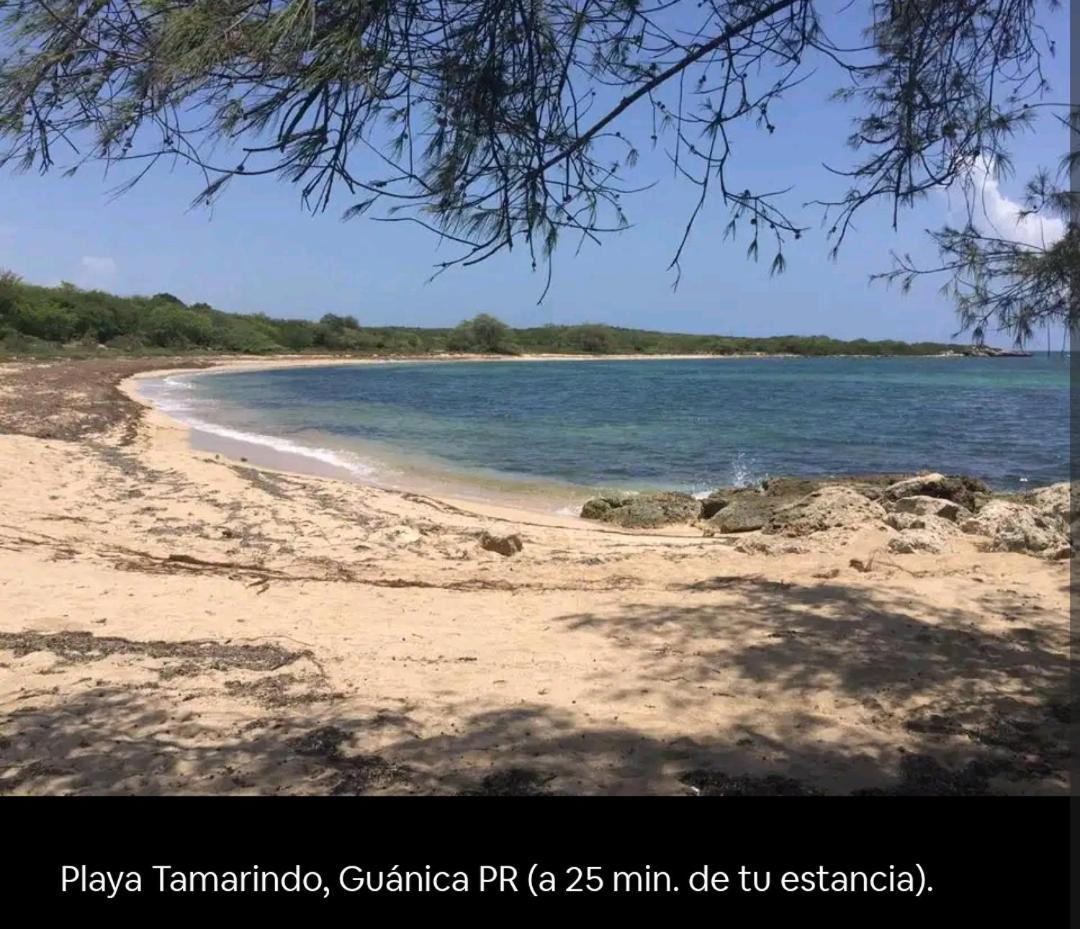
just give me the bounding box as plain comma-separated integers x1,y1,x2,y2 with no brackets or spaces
0,278,1070,797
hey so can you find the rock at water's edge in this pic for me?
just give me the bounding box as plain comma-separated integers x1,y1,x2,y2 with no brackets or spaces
580,491,702,529
882,473,990,512
580,493,632,521
700,486,755,519
703,494,774,533
765,486,887,537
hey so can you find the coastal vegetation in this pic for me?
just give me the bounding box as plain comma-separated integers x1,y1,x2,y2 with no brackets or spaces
446,314,519,355
0,273,963,359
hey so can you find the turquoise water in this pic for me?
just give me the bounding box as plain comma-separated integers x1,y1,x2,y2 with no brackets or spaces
141,356,1070,501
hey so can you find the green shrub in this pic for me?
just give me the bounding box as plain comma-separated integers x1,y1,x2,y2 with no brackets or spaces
447,313,518,354
575,324,616,354
275,320,317,350
140,304,215,347
15,300,80,342
152,292,185,305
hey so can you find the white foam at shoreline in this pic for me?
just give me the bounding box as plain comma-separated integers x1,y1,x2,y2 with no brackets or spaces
186,416,377,478
163,375,196,390
140,377,377,479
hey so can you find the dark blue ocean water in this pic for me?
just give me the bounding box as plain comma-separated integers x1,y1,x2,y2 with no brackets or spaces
144,356,1070,496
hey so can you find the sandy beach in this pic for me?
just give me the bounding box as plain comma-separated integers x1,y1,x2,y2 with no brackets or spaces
0,356,1070,795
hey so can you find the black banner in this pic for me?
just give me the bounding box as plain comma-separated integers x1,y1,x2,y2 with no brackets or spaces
3,797,1073,918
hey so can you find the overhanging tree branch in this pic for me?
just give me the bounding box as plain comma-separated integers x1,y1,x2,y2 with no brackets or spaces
0,0,1064,301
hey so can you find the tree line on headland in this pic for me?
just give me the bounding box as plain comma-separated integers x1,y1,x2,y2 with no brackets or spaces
0,272,964,359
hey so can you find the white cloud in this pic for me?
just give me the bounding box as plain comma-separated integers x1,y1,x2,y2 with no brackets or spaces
965,158,1065,248
80,255,117,276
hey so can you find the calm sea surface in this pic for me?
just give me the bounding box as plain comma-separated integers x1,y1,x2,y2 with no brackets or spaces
140,356,1069,506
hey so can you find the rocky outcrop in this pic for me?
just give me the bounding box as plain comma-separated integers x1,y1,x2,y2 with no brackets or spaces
702,493,774,533
701,474,904,536
580,491,702,529
884,511,958,533
887,531,946,554
762,474,905,502
885,513,961,554
882,473,990,512
579,475,1071,557
1016,481,1074,528
700,487,751,519
579,492,632,521
960,499,1070,559
764,486,887,537
887,494,970,522
757,477,825,499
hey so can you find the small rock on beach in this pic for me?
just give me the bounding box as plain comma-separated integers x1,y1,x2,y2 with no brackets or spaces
479,531,524,556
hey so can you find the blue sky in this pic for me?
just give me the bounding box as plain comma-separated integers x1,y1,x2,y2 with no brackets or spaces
0,2,1069,343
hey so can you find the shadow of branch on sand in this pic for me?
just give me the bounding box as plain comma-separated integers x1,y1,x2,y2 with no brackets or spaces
0,578,1070,796
0,689,1068,796
552,577,1071,793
